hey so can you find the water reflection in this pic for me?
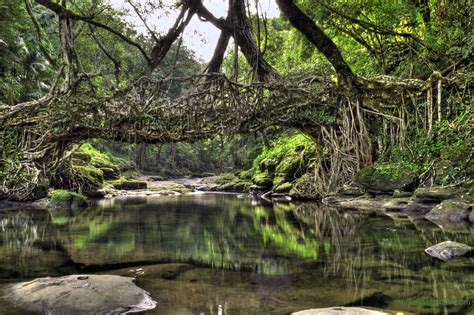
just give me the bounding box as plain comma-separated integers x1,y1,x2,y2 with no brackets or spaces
0,194,472,314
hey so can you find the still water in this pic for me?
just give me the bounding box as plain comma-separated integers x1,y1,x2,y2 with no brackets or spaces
0,193,472,314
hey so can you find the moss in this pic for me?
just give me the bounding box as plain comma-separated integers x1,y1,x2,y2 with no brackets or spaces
252,172,273,187
355,162,419,194
168,183,193,193
109,178,147,190
50,189,88,208
238,169,253,180
272,175,286,187
275,182,293,193
289,172,318,200
468,186,474,196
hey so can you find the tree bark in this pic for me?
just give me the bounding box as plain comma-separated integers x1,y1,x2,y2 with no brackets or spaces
275,0,355,89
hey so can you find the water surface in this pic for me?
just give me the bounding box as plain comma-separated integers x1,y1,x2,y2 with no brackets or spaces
0,193,473,314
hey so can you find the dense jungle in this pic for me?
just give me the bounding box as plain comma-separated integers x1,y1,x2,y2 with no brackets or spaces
0,0,472,314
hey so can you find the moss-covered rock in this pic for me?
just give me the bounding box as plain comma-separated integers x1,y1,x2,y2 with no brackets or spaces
275,182,293,193
110,179,147,190
50,189,88,209
289,173,318,200
100,167,120,180
72,165,105,197
413,187,462,203
354,162,419,194
252,172,273,187
259,158,279,172
238,169,253,180
425,199,472,223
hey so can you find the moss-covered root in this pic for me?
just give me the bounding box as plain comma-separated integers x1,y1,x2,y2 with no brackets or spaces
50,189,88,209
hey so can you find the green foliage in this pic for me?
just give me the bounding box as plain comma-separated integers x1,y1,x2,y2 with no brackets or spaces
373,162,419,181
50,189,87,207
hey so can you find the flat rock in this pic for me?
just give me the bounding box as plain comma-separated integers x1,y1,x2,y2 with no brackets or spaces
414,187,461,203
383,198,433,213
6,274,156,314
292,307,388,315
425,199,472,223
425,241,473,261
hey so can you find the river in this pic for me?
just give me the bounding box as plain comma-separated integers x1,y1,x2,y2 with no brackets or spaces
0,193,472,314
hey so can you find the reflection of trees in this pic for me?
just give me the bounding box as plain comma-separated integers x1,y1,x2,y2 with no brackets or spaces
0,210,66,277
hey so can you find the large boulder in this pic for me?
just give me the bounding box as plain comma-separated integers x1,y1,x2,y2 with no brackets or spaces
425,241,473,261
414,187,462,203
6,274,156,314
425,199,472,223
292,307,388,315
252,172,273,188
354,163,419,194
50,189,88,209
111,180,147,190
100,167,120,180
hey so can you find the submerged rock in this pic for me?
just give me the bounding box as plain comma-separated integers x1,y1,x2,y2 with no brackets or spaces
425,199,472,223
292,307,388,315
425,241,473,261
6,274,156,314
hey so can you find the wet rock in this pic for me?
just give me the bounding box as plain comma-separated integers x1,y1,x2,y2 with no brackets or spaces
201,172,216,177
149,175,166,181
392,190,412,198
425,199,472,223
354,163,418,194
414,187,461,203
111,180,147,190
339,185,364,197
6,274,156,314
50,190,88,209
105,263,194,280
425,241,473,261
100,167,120,180
292,307,388,314
275,182,293,193
252,172,273,187
383,198,433,213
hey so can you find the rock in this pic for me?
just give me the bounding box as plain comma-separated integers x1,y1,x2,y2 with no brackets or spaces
354,163,418,194
292,307,388,315
50,190,88,209
414,187,461,203
149,175,166,181
383,198,433,214
392,189,412,198
259,158,279,172
339,185,364,197
252,172,273,187
425,199,472,223
100,167,120,180
425,241,473,261
275,182,293,193
157,190,181,196
289,172,318,200
111,180,147,190
6,274,156,314
201,172,216,177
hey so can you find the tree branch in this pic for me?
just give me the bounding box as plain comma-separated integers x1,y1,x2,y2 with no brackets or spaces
275,0,355,88
35,0,151,63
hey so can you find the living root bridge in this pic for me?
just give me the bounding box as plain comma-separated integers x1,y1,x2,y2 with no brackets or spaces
0,73,339,200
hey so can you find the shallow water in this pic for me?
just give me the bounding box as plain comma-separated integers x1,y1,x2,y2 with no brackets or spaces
0,193,473,314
